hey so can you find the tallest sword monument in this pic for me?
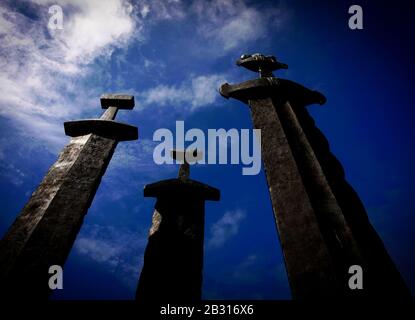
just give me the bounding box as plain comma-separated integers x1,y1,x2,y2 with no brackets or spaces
220,53,411,300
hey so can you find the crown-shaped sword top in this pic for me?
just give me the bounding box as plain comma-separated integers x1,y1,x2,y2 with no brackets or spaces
236,53,288,78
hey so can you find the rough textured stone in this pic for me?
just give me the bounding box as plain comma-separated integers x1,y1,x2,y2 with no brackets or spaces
0,134,117,298
64,119,138,141
220,54,412,300
136,178,220,302
0,95,138,299
274,99,367,296
249,98,341,298
288,101,413,299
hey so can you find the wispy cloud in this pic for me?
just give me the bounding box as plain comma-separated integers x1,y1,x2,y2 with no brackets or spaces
138,73,228,110
0,0,287,153
102,138,176,200
31,0,138,66
208,209,246,248
192,0,287,52
0,0,288,190
231,255,289,299
0,0,140,150
74,224,147,288
204,253,290,299
110,139,160,173
136,0,185,21
0,162,26,187
232,254,258,281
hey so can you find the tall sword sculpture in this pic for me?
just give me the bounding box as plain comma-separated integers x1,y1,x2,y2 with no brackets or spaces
220,54,411,300
0,94,138,299
136,149,220,301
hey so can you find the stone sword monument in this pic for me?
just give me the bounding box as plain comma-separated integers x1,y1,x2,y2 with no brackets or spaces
220,54,412,300
0,94,138,298
136,149,220,301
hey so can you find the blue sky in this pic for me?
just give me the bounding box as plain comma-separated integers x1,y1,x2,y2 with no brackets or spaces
0,0,414,299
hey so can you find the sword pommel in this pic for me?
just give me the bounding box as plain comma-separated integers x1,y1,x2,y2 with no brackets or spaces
170,149,203,181
237,53,288,78
100,94,135,110
171,149,203,164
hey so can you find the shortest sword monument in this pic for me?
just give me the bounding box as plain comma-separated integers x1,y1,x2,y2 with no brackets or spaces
0,94,138,298
136,149,220,301
220,53,412,300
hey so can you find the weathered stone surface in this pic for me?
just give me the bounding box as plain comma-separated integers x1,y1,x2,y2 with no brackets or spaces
64,119,138,141
273,99,365,296
248,98,341,299
64,105,138,141
220,53,412,300
220,78,326,106
0,94,138,299
136,178,220,302
143,178,220,201
288,101,413,300
0,134,117,298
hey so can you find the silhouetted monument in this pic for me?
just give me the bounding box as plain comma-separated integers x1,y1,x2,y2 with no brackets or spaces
0,94,138,299
220,54,412,300
136,149,220,301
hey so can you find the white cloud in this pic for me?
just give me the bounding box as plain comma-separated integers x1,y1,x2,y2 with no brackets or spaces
140,4,150,18
0,0,140,151
0,162,26,187
55,0,136,65
208,209,246,248
191,75,227,109
216,8,263,51
0,0,288,185
0,0,286,152
75,224,147,288
137,0,185,21
192,0,286,52
232,254,258,281
139,73,228,110
110,139,159,172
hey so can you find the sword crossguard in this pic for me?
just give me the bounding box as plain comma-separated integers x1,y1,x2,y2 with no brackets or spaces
220,55,326,106
64,93,138,141
237,53,288,78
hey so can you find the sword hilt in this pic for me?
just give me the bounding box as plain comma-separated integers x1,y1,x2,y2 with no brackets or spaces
64,94,138,141
100,94,135,119
171,149,203,181
236,53,288,78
